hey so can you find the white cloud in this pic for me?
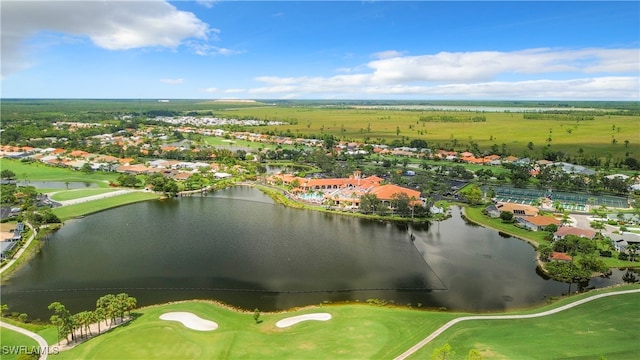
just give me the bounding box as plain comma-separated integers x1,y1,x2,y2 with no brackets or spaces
367,48,639,84
187,41,245,56
1,0,210,77
160,78,184,85
241,48,639,99
371,50,404,59
201,87,219,93
196,0,217,9
224,88,245,93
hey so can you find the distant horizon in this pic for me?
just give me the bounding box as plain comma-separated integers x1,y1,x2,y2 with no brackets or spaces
2,1,638,100
1,98,638,103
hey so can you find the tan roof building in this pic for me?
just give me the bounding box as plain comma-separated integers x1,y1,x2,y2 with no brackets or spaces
496,202,539,217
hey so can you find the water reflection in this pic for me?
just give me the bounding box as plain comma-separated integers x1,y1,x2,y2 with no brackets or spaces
1,187,625,319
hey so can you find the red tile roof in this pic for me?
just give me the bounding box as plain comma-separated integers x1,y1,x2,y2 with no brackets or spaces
550,252,572,261
554,227,597,239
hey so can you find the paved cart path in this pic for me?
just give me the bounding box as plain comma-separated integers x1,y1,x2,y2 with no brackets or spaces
394,288,640,360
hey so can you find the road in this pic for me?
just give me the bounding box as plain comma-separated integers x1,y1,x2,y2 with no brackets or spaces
393,288,640,360
0,222,35,276
0,320,49,360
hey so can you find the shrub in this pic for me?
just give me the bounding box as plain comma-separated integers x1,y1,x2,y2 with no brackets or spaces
599,250,612,258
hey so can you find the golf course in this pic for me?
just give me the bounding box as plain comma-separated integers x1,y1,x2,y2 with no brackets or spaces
2,285,636,360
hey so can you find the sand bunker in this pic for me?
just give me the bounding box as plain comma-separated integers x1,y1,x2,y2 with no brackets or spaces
276,313,332,328
159,312,218,331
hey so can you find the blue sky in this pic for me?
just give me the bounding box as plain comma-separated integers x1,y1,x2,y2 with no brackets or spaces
1,1,638,100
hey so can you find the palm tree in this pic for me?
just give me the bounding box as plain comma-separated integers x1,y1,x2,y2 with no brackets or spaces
590,221,606,235
94,307,105,334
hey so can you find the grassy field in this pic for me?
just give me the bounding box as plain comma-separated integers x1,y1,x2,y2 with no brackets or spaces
39,285,639,359
52,301,452,359
0,327,38,360
49,188,121,201
0,159,117,186
409,289,640,360
51,192,161,221
463,205,549,246
216,107,639,159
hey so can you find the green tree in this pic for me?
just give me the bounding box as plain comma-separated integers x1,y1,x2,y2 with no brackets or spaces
467,349,483,360
391,192,411,216
0,169,16,179
461,184,483,206
431,343,454,360
359,193,381,214
80,162,93,174
538,244,553,261
499,211,514,223
48,301,74,344
18,313,28,323
590,221,606,235
96,294,116,327
253,308,261,324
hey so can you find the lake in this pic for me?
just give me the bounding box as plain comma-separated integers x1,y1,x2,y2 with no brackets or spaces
0,187,624,320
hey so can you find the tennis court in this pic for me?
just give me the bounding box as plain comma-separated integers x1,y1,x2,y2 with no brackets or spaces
486,186,628,210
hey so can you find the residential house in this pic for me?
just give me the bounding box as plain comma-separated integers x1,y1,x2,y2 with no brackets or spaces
516,216,560,231
495,202,539,217
550,252,572,262
553,227,597,240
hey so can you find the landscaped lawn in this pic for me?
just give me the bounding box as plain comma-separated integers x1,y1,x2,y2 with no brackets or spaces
53,301,454,359
409,289,640,359
51,192,161,221
462,205,549,246
0,159,117,186
43,286,640,359
0,327,38,360
49,188,121,202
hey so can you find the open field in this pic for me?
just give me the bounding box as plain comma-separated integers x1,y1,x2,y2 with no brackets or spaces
0,327,38,360
51,192,160,221
408,289,640,360
0,159,117,186
49,188,121,202
34,285,638,359
215,107,639,159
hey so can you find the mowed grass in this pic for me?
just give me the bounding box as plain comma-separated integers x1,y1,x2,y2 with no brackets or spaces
49,188,121,201
0,327,38,360
46,286,639,360
410,290,640,360
0,159,117,186
51,192,160,221
217,107,639,158
53,301,454,360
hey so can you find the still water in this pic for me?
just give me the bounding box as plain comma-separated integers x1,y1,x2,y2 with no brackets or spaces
1,187,623,319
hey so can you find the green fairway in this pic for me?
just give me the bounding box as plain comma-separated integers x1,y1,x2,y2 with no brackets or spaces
45,286,640,360
409,290,640,360
49,188,121,201
53,301,453,360
0,327,38,360
51,192,161,221
0,159,117,186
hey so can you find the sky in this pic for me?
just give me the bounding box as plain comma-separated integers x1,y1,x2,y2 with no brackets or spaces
1,0,639,100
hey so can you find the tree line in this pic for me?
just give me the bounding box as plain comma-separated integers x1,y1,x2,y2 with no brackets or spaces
48,293,137,345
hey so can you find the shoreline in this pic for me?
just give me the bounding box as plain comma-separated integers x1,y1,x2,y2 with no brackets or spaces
459,206,552,277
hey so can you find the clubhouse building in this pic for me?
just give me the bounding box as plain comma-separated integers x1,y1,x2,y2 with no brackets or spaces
268,171,424,210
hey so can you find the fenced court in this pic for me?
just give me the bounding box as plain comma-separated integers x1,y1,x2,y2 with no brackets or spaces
485,186,628,210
